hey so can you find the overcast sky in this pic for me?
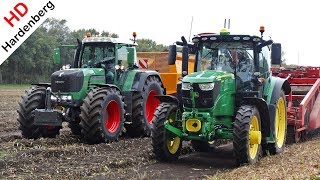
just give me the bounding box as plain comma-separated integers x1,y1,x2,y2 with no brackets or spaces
53,0,319,66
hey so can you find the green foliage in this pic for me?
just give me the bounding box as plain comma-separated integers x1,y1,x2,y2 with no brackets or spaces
136,39,168,52
0,19,117,84
0,18,166,84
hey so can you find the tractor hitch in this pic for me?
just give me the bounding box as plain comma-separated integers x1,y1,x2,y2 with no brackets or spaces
34,109,63,126
34,87,63,126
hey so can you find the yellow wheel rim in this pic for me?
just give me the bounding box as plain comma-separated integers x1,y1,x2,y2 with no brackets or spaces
167,136,181,154
275,97,286,147
249,115,260,159
166,115,181,154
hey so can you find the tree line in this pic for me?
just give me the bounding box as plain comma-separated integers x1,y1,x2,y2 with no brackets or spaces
0,18,168,84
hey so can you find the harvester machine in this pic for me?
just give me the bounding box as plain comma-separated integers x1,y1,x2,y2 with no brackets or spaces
272,66,320,143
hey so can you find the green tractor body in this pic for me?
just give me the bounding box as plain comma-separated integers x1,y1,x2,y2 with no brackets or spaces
18,34,164,143
152,29,291,165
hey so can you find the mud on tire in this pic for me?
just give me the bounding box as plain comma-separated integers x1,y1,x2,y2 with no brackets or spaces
126,76,164,137
151,102,181,161
17,86,60,139
80,87,125,144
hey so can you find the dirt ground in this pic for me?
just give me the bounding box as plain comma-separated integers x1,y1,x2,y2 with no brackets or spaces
0,87,319,179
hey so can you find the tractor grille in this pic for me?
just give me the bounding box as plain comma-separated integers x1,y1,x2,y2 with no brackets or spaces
182,82,220,108
51,70,84,92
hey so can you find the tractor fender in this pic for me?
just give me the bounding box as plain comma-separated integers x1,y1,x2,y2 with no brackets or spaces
242,97,270,143
91,83,121,92
31,83,51,87
131,71,163,92
155,95,179,106
268,77,291,136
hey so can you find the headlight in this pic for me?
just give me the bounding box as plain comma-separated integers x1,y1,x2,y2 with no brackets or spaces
182,82,192,90
61,95,72,101
198,83,215,91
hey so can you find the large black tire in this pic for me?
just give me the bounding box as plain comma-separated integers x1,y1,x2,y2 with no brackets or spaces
17,86,60,139
151,102,181,161
80,87,125,144
68,117,81,135
268,91,287,155
126,76,164,137
233,105,262,165
190,140,211,152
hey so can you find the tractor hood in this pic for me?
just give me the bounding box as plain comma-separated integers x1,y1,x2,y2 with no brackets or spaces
51,68,105,101
182,70,234,83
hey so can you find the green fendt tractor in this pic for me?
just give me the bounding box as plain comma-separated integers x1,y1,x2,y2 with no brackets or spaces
151,27,291,165
17,33,164,144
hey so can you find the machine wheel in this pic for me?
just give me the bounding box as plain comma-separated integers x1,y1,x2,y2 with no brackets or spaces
286,125,302,144
191,140,211,152
269,91,287,155
68,117,81,135
151,102,182,161
127,76,164,137
17,86,60,139
233,105,262,165
80,87,125,144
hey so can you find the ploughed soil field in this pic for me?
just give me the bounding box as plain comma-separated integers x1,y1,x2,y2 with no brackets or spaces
0,87,319,179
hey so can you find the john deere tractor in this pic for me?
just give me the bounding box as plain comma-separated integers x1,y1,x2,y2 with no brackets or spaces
17,33,164,144
151,27,291,165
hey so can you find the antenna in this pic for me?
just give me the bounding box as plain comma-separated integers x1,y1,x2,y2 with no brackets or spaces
223,19,231,29
188,16,194,42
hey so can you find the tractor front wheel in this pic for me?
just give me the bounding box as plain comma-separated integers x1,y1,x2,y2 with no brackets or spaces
127,76,164,137
17,86,60,139
80,87,125,144
233,105,262,165
151,102,181,161
68,116,81,135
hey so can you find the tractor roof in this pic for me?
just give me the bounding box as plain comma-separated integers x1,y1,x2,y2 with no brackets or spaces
192,34,261,44
82,36,137,45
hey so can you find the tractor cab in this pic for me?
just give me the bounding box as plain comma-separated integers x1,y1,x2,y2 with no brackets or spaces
191,28,275,94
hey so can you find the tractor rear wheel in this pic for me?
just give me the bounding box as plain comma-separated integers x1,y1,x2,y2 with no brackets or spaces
191,140,211,152
127,76,164,137
17,86,60,139
233,105,262,165
80,87,125,144
151,102,181,161
268,91,287,155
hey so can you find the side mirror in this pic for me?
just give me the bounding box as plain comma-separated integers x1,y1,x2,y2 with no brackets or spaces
53,48,61,65
126,47,136,67
271,43,281,65
168,45,177,65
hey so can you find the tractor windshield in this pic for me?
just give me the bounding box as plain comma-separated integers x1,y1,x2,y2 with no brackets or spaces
200,41,254,83
80,43,115,68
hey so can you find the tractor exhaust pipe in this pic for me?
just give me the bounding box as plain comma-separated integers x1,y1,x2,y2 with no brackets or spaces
181,36,189,77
